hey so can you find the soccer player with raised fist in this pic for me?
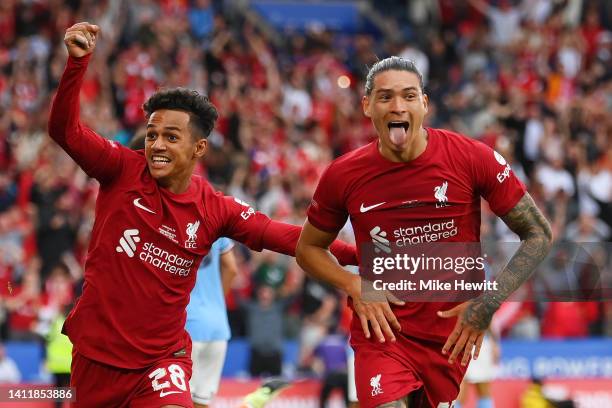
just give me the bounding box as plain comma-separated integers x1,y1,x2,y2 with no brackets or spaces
49,22,357,408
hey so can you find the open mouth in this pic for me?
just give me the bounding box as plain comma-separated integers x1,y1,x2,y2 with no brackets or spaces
387,121,410,131
150,155,171,168
387,121,410,146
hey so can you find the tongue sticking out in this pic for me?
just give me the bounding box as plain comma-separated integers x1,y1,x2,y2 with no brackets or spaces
389,126,408,147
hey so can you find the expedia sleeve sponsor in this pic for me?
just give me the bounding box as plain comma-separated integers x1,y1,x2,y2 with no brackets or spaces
471,141,526,216
218,195,270,251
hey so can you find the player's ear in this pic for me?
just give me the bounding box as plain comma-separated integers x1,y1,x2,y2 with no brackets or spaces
194,138,207,158
422,92,429,114
362,95,371,118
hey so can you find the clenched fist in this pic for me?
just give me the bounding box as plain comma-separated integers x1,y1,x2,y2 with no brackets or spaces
64,22,100,58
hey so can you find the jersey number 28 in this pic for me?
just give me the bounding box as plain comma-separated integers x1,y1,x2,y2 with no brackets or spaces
149,364,187,393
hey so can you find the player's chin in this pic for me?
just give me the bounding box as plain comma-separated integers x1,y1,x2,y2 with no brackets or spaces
147,162,172,179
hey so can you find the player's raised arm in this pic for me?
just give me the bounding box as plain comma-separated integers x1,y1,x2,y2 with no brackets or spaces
296,221,404,344
48,22,123,183
439,192,552,365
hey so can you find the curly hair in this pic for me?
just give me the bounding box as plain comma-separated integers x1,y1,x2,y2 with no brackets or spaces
142,88,218,139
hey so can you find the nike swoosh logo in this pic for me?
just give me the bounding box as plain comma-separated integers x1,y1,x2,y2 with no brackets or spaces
360,202,386,213
159,390,181,397
133,198,156,214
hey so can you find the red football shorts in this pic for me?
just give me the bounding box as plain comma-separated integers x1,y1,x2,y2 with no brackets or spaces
70,350,193,407
351,327,468,408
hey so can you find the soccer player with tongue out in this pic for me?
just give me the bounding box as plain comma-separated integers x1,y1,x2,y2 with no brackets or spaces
296,56,552,408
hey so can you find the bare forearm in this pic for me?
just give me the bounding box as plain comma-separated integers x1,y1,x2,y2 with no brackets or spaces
220,250,238,295
494,234,550,299
220,266,237,295
221,273,233,295
296,244,357,296
465,194,552,329
262,220,357,266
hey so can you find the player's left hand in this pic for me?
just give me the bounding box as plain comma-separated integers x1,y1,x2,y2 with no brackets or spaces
437,301,488,366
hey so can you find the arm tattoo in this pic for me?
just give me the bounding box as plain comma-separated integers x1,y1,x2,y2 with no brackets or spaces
464,193,552,330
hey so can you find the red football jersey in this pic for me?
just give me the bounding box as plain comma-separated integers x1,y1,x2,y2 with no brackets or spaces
307,128,526,342
48,56,359,369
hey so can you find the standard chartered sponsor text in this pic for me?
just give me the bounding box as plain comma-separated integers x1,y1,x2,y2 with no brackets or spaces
393,219,457,245
139,242,194,276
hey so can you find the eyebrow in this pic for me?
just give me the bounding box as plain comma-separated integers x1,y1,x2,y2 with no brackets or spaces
375,87,419,94
146,125,182,131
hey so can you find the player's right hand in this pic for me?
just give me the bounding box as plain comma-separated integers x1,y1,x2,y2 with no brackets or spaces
348,275,404,343
64,22,100,58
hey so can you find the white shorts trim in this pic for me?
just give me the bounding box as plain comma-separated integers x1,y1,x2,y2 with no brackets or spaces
190,340,228,404
347,347,357,402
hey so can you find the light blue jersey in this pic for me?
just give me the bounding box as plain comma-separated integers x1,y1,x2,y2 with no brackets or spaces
186,237,233,342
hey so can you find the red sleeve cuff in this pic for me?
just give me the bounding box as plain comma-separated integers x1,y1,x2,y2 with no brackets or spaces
306,215,342,234
68,54,92,67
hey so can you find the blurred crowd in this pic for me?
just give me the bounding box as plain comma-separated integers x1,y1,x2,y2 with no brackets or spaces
0,0,611,378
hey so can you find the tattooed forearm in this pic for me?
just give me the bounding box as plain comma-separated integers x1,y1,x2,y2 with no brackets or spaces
494,193,553,299
465,193,552,330
463,296,500,331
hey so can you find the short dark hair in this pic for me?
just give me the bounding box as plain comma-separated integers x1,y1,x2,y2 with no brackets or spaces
364,56,424,95
142,88,218,139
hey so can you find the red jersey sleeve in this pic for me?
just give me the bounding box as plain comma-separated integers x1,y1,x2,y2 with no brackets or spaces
48,55,123,184
307,162,349,233
218,194,270,251
216,193,357,265
471,141,526,216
